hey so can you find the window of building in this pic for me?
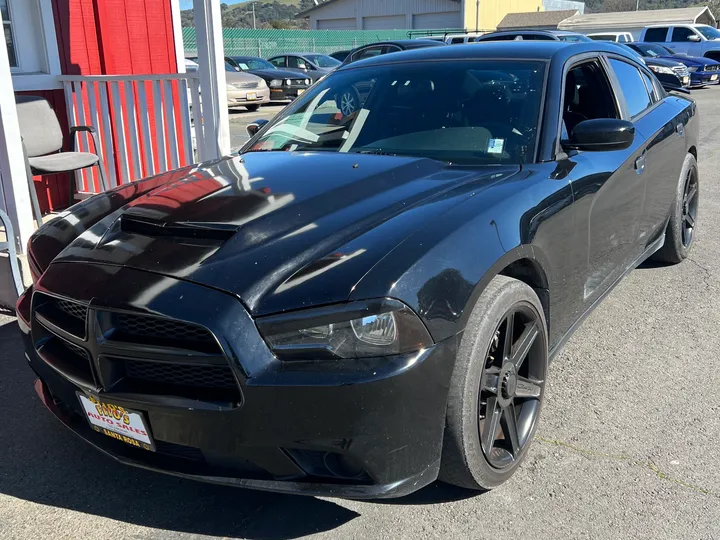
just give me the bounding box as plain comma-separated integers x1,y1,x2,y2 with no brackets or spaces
1,0,17,68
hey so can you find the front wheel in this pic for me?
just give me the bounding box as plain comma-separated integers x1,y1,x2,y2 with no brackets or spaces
651,153,699,264
245,104,261,112
336,87,360,116
440,275,548,490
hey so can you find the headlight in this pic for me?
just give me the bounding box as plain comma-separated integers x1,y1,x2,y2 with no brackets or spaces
285,79,292,86
305,79,311,85
226,83,236,90
648,65,675,75
256,298,433,360
257,78,268,87
687,66,699,72
269,79,282,87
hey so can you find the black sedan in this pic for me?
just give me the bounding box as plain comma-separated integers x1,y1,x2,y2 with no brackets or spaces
226,56,312,101
341,39,445,65
19,42,699,499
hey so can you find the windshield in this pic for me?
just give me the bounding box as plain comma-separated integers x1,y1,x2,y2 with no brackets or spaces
589,35,614,41
244,60,546,165
305,54,341,68
236,58,275,70
632,44,669,57
696,25,720,40
225,62,238,72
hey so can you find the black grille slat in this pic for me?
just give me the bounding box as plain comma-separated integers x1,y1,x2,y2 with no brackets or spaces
155,440,205,462
60,339,90,361
55,299,88,321
114,314,215,345
124,360,237,389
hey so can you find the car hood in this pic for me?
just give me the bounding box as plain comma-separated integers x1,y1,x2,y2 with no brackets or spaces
645,57,684,68
226,70,264,84
663,55,711,66
53,153,519,315
250,68,307,80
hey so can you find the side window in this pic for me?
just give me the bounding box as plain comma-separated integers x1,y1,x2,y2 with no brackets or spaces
450,37,464,44
383,45,402,54
354,46,383,61
288,56,308,69
269,57,286,68
641,71,658,103
562,60,619,137
618,35,627,43
671,27,697,42
644,27,669,42
609,59,653,117
521,34,554,41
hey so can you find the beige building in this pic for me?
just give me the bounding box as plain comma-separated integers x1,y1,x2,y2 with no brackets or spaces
298,0,545,32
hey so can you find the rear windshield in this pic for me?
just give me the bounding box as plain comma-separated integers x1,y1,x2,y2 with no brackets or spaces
244,60,546,165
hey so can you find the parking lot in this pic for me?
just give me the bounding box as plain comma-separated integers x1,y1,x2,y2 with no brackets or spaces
1,86,719,540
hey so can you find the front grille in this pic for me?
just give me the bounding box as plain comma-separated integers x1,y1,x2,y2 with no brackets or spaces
290,79,307,87
155,440,205,462
55,299,88,321
59,339,90,361
111,313,217,353
234,81,259,89
125,359,238,389
673,66,690,77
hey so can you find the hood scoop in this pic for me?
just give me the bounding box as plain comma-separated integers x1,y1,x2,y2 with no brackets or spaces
120,215,238,242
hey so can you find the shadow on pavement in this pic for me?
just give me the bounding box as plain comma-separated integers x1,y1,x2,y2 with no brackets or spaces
0,320,359,539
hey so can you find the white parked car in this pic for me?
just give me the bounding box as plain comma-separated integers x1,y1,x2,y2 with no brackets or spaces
587,32,634,43
640,24,720,60
444,32,485,44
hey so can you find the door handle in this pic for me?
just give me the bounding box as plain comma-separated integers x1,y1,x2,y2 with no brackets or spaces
635,154,646,175
676,123,684,137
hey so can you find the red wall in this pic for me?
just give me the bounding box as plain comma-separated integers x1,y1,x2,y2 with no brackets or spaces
22,0,179,213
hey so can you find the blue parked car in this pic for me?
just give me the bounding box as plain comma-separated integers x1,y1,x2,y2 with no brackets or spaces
628,42,720,87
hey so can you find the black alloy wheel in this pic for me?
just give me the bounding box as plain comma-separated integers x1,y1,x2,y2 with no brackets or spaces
681,167,698,248
479,307,545,469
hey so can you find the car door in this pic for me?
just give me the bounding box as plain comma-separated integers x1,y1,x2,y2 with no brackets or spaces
560,57,648,308
643,26,670,44
666,26,699,55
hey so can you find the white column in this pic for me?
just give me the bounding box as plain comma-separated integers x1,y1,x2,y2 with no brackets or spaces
0,15,34,253
193,0,230,159
170,0,187,74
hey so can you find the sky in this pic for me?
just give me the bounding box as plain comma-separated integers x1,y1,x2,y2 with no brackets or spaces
180,0,248,8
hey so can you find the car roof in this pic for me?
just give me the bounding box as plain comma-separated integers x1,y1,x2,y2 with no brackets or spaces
337,41,642,70
230,55,265,60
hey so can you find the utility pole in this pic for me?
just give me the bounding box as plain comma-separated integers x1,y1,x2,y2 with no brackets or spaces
252,0,256,29
475,0,479,32
636,0,640,10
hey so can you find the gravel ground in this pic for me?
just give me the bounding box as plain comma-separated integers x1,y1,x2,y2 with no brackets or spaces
1,89,719,540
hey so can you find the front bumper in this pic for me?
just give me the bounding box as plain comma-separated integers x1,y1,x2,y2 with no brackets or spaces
18,262,457,499
227,87,270,107
690,71,720,87
269,86,308,101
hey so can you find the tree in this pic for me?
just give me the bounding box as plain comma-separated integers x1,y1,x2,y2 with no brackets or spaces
600,0,637,12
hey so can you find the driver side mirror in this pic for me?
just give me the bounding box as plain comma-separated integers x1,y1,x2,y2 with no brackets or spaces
246,119,269,138
688,34,701,42
561,119,635,152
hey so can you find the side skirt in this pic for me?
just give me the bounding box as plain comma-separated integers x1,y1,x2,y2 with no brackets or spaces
548,233,666,361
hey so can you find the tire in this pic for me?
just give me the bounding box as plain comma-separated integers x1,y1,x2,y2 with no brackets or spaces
652,153,699,264
336,87,360,116
440,275,548,490
245,104,261,112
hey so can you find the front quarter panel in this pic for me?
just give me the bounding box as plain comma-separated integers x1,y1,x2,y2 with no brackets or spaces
351,165,576,348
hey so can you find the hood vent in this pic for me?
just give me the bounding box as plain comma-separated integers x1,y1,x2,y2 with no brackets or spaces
120,215,237,242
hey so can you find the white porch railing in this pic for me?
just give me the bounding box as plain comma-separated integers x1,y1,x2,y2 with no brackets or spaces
59,74,206,196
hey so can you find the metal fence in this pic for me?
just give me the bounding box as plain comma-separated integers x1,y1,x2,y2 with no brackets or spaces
182,28,455,57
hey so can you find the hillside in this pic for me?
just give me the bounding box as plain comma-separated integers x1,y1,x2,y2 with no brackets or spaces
181,0,312,29
585,0,713,13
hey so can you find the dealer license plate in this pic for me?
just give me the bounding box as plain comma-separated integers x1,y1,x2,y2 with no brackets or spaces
78,393,155,451
683,76,690,85
712,74,718,81
246,92,257,101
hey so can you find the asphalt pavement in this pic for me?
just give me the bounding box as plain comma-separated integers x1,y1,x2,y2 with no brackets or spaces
1,90,720,540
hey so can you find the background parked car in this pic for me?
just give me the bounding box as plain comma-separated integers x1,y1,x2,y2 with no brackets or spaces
444,32,485,44
626,43,720,87
587,32,634,43
330,50,351,62
186,57,270,110
641,24,720,60
341,40,445,66
611,43,690,89
267,53,341,81
226,56,311,101
475,30,592,42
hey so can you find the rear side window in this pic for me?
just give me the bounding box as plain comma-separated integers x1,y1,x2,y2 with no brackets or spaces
609,59,653,117
451,37,465,44
521,34,554,41
671,27,697,42
618,35,628,43
644,27,669,42
353,47,383,61
269,57,286,68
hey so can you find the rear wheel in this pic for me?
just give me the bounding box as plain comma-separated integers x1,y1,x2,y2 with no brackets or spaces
440,275,548,490
245,104,261,112
652,153,699,264
336,87,360,116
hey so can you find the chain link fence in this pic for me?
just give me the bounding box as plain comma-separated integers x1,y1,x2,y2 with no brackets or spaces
182,28,456,57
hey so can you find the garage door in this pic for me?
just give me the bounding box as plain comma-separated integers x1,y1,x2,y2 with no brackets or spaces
362,15,406,30
317,18,356,30
412,12,462,29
